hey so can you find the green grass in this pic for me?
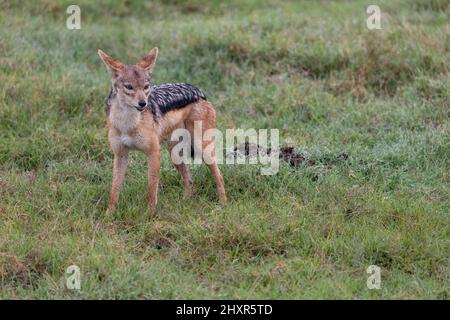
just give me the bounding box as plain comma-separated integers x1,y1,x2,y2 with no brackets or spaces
0,0,449,299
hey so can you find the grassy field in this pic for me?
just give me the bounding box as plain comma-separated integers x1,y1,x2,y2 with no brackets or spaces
0,0,449,299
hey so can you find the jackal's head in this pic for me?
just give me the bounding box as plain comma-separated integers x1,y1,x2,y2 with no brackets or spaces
98,48,158,111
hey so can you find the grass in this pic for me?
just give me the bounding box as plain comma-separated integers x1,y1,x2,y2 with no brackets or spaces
0,0,449,299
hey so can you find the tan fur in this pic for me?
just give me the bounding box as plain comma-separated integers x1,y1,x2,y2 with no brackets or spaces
99,48,226,215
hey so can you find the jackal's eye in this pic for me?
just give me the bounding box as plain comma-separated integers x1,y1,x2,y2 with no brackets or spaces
144,84,150,90
124,84,133,90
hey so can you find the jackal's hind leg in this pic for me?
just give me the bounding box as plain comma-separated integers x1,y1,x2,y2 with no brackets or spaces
186,100,227,206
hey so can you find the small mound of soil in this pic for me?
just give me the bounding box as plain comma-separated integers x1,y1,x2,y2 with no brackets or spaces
233,142,350,168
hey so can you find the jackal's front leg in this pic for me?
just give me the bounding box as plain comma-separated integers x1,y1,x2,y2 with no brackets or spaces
147,147,160,214
107,151,129,214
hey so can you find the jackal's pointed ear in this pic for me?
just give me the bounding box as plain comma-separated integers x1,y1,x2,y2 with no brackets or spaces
137,47,158,73
98,49,124,78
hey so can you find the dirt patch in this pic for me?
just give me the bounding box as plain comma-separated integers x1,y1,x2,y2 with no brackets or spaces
278,146,316,167
233,142,350,168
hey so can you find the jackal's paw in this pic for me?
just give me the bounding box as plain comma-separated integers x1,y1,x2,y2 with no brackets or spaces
149,207,158,219
219,195,227,207
183,188,194,200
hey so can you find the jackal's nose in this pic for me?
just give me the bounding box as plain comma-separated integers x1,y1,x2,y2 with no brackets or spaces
138,100,147,107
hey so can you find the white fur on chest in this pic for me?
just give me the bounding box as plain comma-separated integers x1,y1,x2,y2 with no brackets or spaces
110,103,141,148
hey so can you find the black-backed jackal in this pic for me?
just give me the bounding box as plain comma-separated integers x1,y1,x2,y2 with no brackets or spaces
98,48,227,215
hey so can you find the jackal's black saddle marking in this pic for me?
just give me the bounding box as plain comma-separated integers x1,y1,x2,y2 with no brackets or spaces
148,83,206,115
104,83,206,120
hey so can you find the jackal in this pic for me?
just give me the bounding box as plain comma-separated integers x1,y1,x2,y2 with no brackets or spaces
98,47,226,215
